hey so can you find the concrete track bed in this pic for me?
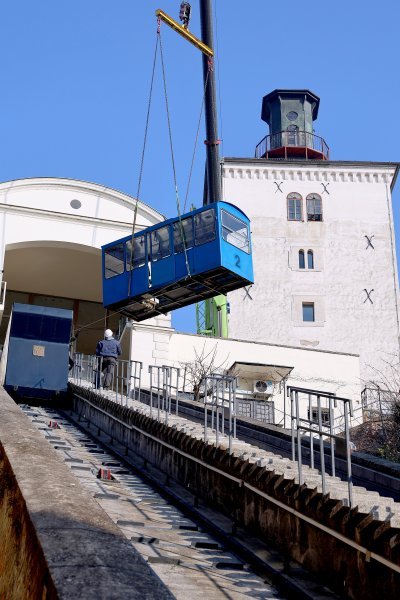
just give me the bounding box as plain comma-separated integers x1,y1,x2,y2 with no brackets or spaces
0,388,172,599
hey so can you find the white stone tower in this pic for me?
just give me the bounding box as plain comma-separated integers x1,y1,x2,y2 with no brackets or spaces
223,89,400,387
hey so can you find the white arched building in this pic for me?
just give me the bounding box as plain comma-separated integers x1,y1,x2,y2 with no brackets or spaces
0,177,168,354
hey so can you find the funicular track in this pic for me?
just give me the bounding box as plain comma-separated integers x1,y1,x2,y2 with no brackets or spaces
144,392,400,502
21,402,342,600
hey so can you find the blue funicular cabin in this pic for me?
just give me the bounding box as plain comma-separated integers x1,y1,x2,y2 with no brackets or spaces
102,201,254,321
4,303,73,400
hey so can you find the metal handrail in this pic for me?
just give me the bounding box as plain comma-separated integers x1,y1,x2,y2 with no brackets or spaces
70,353,142,406
255,130,329,159
287,385,353,507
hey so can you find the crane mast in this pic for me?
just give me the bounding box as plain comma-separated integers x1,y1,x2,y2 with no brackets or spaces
199,0,221,205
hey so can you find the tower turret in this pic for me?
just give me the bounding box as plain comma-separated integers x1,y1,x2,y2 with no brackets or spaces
255,89,329,160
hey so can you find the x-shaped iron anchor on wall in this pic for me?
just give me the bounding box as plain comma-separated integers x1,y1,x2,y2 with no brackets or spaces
365,235,375,250
274,181,283,193
243,286,253,301
321,182,330,195
363,289,374,304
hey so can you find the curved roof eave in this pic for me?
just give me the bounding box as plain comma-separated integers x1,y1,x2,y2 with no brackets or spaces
0,176,166,225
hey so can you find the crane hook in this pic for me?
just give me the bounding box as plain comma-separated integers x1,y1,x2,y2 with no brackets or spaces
179,2,191,29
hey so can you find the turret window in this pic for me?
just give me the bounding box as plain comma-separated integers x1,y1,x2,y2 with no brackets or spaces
287,193,302,221
287,111,298,121
306,193,323,221
286,124,299,145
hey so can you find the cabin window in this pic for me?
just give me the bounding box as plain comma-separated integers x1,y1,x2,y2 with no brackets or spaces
104,243,125,279
126,235,146,270
173,217,194,253
195,209,216,245
221,210,250,253
10,314,71,344
151,226,171,261
287,193,302,221
306,193,323,221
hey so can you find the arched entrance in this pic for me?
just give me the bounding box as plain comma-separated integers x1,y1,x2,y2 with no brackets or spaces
1,241,119,354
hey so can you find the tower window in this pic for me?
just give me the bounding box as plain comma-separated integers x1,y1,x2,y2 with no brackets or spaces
287,193,302,221
307,250,314,269
287,111,298,121
302,302,315,322
286,124,299,145
307,193,323,221
299,250,305,269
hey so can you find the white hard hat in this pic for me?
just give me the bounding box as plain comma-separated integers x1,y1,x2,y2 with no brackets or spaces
105,329,113,339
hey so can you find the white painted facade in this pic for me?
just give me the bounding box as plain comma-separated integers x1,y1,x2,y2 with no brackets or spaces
0,177,164,262
127,322,361,426
222,160,400,387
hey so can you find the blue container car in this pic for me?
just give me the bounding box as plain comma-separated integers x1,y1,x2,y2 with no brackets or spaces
4,303,73,400
102,201,254,321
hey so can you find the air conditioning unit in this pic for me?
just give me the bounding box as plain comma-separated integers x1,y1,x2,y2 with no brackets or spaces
253,380,273,395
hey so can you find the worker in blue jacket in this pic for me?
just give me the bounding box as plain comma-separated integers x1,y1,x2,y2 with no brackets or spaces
95,329,122,389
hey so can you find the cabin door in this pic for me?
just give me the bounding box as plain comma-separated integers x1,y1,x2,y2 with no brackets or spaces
149,226,174,289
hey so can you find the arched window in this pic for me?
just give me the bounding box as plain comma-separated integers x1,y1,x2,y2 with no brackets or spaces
307,250,314,269
306,193,323,221
299,250,305,269
287,192,302,221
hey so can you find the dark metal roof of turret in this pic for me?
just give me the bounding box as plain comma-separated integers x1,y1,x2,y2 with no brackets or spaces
261,89,320,124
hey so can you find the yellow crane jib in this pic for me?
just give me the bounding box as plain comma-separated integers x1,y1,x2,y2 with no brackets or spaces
155,9,214,58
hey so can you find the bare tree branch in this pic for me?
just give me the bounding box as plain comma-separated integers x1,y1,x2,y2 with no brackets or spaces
180,342,229,401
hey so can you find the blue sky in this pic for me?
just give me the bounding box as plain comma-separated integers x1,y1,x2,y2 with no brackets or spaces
1,1,399,331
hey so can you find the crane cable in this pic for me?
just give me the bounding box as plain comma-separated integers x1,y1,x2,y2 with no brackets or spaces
158,24,191,278
77,17,213,335
183,67,209,213
127,11,223,300
127,23,160,297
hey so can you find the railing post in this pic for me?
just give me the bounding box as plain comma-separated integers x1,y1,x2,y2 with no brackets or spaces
308,393,314,470
317,395,326,495
329,396,336,477
204,376,208,443
295,390,303,485
290,389,296,462
344,400,353,508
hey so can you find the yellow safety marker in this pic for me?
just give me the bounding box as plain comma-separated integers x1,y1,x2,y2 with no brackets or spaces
155,9,214,58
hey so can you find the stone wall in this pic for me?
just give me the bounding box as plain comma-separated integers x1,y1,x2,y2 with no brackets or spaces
0,388,173,599
0,444,58,599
